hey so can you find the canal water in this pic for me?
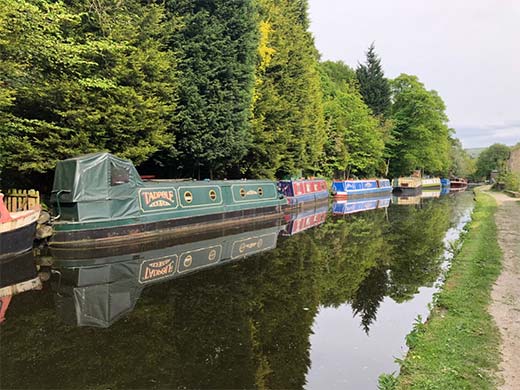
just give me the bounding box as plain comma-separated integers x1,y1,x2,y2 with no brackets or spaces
0,192,473,389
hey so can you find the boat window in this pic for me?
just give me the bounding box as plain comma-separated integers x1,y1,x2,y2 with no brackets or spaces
110,164,130,186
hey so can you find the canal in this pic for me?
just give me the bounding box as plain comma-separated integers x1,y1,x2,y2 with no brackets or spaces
0,192,473,389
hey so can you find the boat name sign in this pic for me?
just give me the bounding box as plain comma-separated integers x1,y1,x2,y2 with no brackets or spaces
139,255,177,284
139,188,177,212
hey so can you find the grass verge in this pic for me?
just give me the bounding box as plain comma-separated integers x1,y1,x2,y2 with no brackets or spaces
380,191,502,390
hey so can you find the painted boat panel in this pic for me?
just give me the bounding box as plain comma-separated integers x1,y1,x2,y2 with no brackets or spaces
332,179,392,198
279,179,329,206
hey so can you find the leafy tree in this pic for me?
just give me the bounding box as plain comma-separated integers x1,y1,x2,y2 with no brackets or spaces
0,0,177,187
475,143,511,180
356,43,391,117
319,61,386,178
243,0,325,179
389,74,451,177
448,137,476,178
163,0,258,179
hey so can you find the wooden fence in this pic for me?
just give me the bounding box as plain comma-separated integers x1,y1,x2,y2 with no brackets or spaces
3,189,40,212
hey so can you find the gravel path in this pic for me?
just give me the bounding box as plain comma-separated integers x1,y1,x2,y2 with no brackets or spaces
488,190,520,390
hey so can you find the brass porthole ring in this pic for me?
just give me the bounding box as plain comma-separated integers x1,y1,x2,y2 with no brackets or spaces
183,255,193,268
209,189,217,201
258,187,264,197
240,188,246,198
208,249,217,262
184,191,193,203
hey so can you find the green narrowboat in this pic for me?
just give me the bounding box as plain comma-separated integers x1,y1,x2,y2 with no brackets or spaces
50,153,287,248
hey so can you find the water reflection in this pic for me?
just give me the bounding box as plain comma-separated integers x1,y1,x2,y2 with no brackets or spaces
0,192,473,389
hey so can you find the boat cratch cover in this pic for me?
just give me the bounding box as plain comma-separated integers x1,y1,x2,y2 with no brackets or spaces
51,153,144,222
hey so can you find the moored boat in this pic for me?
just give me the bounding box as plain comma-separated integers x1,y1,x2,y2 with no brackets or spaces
331,179,391,198
421,177,441,189
0,194,40,260
392,176,422,194
440,178,451,188
49,153,287,248
450,178,468,192
278,179,329,206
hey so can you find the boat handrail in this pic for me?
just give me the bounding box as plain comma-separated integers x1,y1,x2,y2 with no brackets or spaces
51,189,71,221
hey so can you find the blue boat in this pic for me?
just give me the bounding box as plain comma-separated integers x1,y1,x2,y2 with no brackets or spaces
278,179,329,206
332,195,391,215
440,178,450,187
331,179,392,198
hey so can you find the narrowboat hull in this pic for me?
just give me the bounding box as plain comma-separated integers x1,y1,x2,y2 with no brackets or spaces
392,177,422,194
278,179,329,207
50,205,285,249
421,178,441,189
332,179,392,198
0,210,39,260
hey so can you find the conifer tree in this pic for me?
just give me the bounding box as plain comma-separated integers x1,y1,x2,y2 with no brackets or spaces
244,0,325,178
164,0,258,179
356,43,391,117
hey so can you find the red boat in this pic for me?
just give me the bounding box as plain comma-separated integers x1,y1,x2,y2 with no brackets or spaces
450,178,468,192
0,193,40,260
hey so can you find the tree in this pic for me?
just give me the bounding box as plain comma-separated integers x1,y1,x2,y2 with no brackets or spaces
319,61,386,178
448,137,476,178
356,43,391,117
163,0,258,179
475,143,511,180
0,0,177,187
243,0,325,179
389,74,451,177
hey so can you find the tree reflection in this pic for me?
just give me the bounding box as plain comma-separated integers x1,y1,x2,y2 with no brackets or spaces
0,196,464,389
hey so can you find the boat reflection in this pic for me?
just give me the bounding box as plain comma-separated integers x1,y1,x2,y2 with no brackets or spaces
392,193,422,205
332,195,391,215
420,189,441,199
51,219,286,328
0,252,43,324
282,202,328,236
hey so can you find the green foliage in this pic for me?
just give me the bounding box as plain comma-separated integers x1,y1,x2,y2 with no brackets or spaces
389,74,451,177
164,0,258,178
319,61,386,178
499,171,520,191
448,137,476,178
244,0,325,179
356,43,392,117
475,143,511,180
0,0,177,184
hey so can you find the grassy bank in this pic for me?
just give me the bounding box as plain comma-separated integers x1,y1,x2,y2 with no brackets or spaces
380,191,502,390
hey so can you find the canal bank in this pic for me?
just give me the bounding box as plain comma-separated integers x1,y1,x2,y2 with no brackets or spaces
383,189,503,389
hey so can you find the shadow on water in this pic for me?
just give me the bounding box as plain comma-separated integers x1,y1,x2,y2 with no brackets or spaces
0,192,473,389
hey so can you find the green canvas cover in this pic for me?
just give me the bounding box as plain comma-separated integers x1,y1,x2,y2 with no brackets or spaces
51,153,144,222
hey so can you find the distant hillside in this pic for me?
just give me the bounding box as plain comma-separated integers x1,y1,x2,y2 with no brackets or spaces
466,147,486,158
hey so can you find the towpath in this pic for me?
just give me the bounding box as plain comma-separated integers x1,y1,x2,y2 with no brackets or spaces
487,189,520,390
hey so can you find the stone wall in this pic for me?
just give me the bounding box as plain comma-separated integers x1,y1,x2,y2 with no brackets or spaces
509,147,520,175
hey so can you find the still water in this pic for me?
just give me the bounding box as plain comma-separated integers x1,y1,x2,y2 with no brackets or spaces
0,192,473,389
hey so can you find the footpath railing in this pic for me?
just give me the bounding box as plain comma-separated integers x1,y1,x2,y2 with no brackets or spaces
2,189,40,212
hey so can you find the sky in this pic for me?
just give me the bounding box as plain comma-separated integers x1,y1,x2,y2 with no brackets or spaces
307,0,520,149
